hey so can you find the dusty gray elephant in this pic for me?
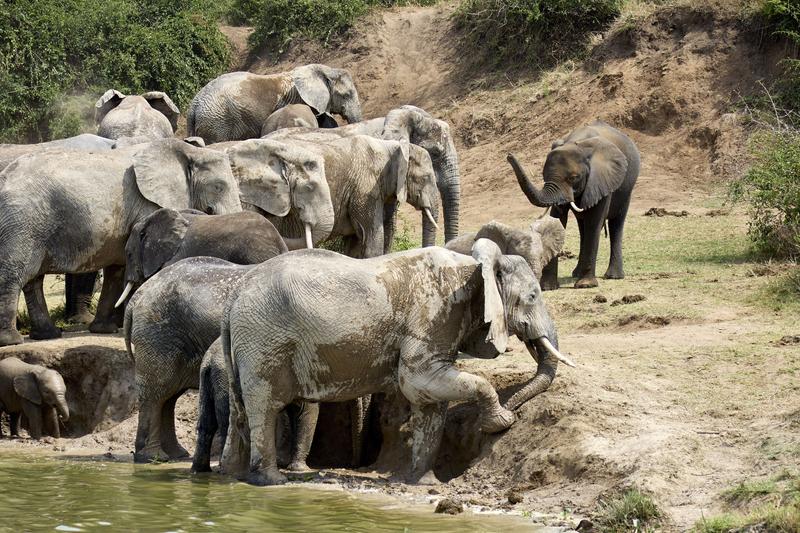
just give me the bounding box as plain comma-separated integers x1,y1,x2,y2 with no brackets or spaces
508,120,640,289
115,209,290,308
445,218,565,281
0,134,116,173
221,239,573,485
0,357,69,439
0,139,242,346
95,89,180,139
188,64,362,144
261,104,337,134
263,131,439,258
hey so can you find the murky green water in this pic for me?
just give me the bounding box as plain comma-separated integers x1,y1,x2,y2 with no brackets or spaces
0,452,539,532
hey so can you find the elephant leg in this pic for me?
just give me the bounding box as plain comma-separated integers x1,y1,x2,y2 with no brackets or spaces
89,266,124,334
540,212,568,291
192,370,218,472
220,396,250,478
350,395,371,467
134,397,168,463
43,407,60,438
573,200,610,289
407,402,448,484
571,218,586,279
160,392,189,460
10,412,21,437
64,272,97,324
604,210,628,280
22,402,43,439
287,401,319,472
23,276,61,340
243,375,289,486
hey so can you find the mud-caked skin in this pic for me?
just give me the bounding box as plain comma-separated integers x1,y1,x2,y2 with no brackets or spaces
221,239,565,486
0,357,69,439
187,65,362,144
508,120,640,289
263,131,439,259
95,89,180,140
261,104,319,135
0,139,243,347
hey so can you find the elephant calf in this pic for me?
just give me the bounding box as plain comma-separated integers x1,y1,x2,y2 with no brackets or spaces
0,357,69,439
191,339,229,472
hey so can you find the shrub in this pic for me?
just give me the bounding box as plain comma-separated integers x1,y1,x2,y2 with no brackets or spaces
761,0,800,113
453,0,622,66
730,130,800,259
0,0,230,143
595,488,662,532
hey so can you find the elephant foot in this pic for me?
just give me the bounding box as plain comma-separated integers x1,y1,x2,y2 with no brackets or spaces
165,445,191,461
480,407,515,434
88,320,119,334
604,268,625,280
574,277,599,289
133,446,171,464
0,329,24,346
29,325,62,341
571,267,580,278
287,461,315,473
67,311,95,325
248,468,287,486
190,461,213,473
540,278,560,291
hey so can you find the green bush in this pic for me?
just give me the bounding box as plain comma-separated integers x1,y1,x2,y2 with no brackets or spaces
761,0,800,113
453,0,622,66
0,0,230,143
730,131,800,259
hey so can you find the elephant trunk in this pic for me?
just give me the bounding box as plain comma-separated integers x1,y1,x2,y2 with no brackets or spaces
421,201,439,247
503,337,559,411
436,148,461,243
55,394,69,421
507,154,564,207
310,204,335,247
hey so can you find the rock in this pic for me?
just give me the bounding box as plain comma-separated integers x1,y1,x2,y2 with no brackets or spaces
506,489,524,504
593,294,608,303
434,498,464,515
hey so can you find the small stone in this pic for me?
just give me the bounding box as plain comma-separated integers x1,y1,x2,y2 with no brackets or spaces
507,490,524,504
593,294,607,303
427,488,440,495
434,498,464,515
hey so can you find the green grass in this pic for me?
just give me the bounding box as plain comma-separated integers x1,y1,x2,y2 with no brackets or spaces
595,488,662,532
16,304,89,336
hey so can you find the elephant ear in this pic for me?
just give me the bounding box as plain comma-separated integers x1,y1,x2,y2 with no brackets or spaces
225,139,291,217
140,208,191,278
386,140,409,204
576,137,628,210
530,218,566,267
142,91,180,132
95,89,125,125
132,139,192,210
471,238,509,353
293,65,331,115
183,136,206,148
13,373,42,405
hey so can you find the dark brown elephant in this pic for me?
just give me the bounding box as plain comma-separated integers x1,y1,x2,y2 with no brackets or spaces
508,120,640,289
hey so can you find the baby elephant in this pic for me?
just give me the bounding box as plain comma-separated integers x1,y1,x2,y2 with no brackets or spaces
0,357,69,439
191,339,229,472
116,209,289,307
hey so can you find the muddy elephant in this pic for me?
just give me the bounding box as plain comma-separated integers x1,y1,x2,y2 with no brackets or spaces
0,134,117,173
0,139,243,346
188,64,362,143
262,131,439,258
115,209,292,308
0,357,69,439
508,120,640,289
95,89,180,140
445,218,565,282
261,104,335,134
220,239,573,485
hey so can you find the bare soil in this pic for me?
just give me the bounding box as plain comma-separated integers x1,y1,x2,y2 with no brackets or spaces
3,2,800,531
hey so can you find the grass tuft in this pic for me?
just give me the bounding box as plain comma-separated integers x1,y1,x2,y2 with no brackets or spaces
595,488,662,532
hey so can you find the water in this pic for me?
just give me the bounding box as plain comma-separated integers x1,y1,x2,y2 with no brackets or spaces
0,451,540,532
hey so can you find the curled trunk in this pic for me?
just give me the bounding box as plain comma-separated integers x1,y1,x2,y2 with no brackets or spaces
503,338,559,411
507,154,564,207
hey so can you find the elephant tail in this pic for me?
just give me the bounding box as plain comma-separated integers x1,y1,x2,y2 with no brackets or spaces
123,302,134,362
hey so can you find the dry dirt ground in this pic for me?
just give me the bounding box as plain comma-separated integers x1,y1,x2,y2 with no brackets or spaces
3,2,800,531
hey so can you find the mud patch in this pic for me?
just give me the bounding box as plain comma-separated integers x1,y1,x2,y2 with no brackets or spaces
610,294,646,306
617,314,672,328
774,335,800,346
644,207,689,217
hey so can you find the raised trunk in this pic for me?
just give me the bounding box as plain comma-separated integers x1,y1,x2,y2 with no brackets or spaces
507,154,564,207
503,338,559,411
436,149,461,243
421,200,438,247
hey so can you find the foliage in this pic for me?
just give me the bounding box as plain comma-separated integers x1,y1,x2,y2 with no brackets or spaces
595,488,662,532
453,0,622,66
390,214,420,252
0,0,231,143
244,0,437,51
729,130,800,259
760,0,800,113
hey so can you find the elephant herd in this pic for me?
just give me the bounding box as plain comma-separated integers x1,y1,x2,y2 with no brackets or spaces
0,61,640,485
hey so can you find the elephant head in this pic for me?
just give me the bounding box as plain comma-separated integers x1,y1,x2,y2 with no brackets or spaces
382,106,460,246
508,136,628,212
13,367,69,422
225,139,334,248
404,145,440,233
473,218,565,280
462,239,574,412
292,64,362,125
132,139,243,216
95,89,180,140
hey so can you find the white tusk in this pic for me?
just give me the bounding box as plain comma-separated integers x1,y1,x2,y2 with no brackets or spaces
114,282,134,308
537,206,551,219
424,208,439,230
304,223,314,249
569,202,584,213
539,337,576,368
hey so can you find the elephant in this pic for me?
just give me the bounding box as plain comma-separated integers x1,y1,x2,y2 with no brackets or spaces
262,104,336,134
95,89,180,139
0,138,243,346
508,120,640,289
262,131,439,258
188,64,362,144
191,338,229,472
220,239,574,486
0,134,116,173
115,209,290,307
0,357,69,439
444,218,565,281
124,258,278,462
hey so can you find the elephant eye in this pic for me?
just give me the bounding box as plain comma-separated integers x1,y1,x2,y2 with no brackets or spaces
304,161,317,172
